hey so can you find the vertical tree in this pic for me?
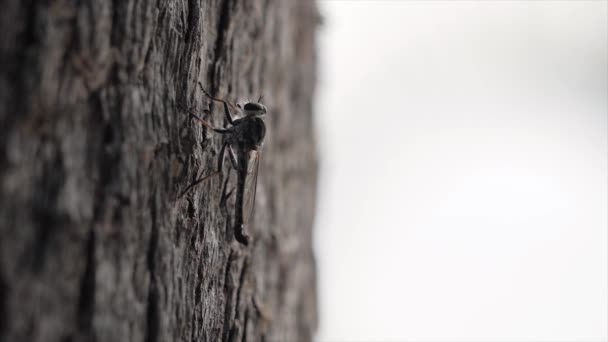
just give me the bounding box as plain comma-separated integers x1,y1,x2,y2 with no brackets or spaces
0,1,318,341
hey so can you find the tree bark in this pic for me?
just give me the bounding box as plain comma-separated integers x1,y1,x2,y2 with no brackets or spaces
0,1,318,341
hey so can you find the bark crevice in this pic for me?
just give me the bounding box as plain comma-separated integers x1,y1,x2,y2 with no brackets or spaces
209,0,234,94
76,229,96,338
145,197,160,342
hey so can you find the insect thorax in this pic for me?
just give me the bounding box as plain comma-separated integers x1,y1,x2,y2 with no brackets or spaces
236,116,266,150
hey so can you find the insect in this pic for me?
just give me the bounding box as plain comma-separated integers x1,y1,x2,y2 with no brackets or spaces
180,82,267,246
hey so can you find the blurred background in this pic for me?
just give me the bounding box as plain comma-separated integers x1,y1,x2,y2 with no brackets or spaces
313,1,607,341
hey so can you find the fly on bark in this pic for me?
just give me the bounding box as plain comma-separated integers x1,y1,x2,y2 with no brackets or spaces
180,83,266,246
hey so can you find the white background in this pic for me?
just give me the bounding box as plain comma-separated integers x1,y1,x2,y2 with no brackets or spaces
314,1,608,341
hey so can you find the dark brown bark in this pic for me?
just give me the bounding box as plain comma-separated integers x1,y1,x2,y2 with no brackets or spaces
0,1,318,341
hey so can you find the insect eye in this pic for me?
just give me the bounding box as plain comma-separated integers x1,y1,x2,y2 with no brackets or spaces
244,103,261,111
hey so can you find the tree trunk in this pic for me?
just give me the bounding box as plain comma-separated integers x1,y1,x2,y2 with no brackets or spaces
0,1,318,341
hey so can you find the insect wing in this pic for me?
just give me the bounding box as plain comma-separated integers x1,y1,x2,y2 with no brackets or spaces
242,150,261,226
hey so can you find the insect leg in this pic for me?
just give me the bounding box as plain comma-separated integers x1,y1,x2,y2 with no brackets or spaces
219,174,234,218
185,108,231,133
188,111,230,134
216,141,229,173
228,145,238,170
178,141,229,198
198,82,237,125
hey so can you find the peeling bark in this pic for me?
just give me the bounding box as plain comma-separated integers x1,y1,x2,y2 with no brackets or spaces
0,1,319,341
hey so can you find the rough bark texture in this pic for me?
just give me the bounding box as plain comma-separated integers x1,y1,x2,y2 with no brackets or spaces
0,1,318,341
